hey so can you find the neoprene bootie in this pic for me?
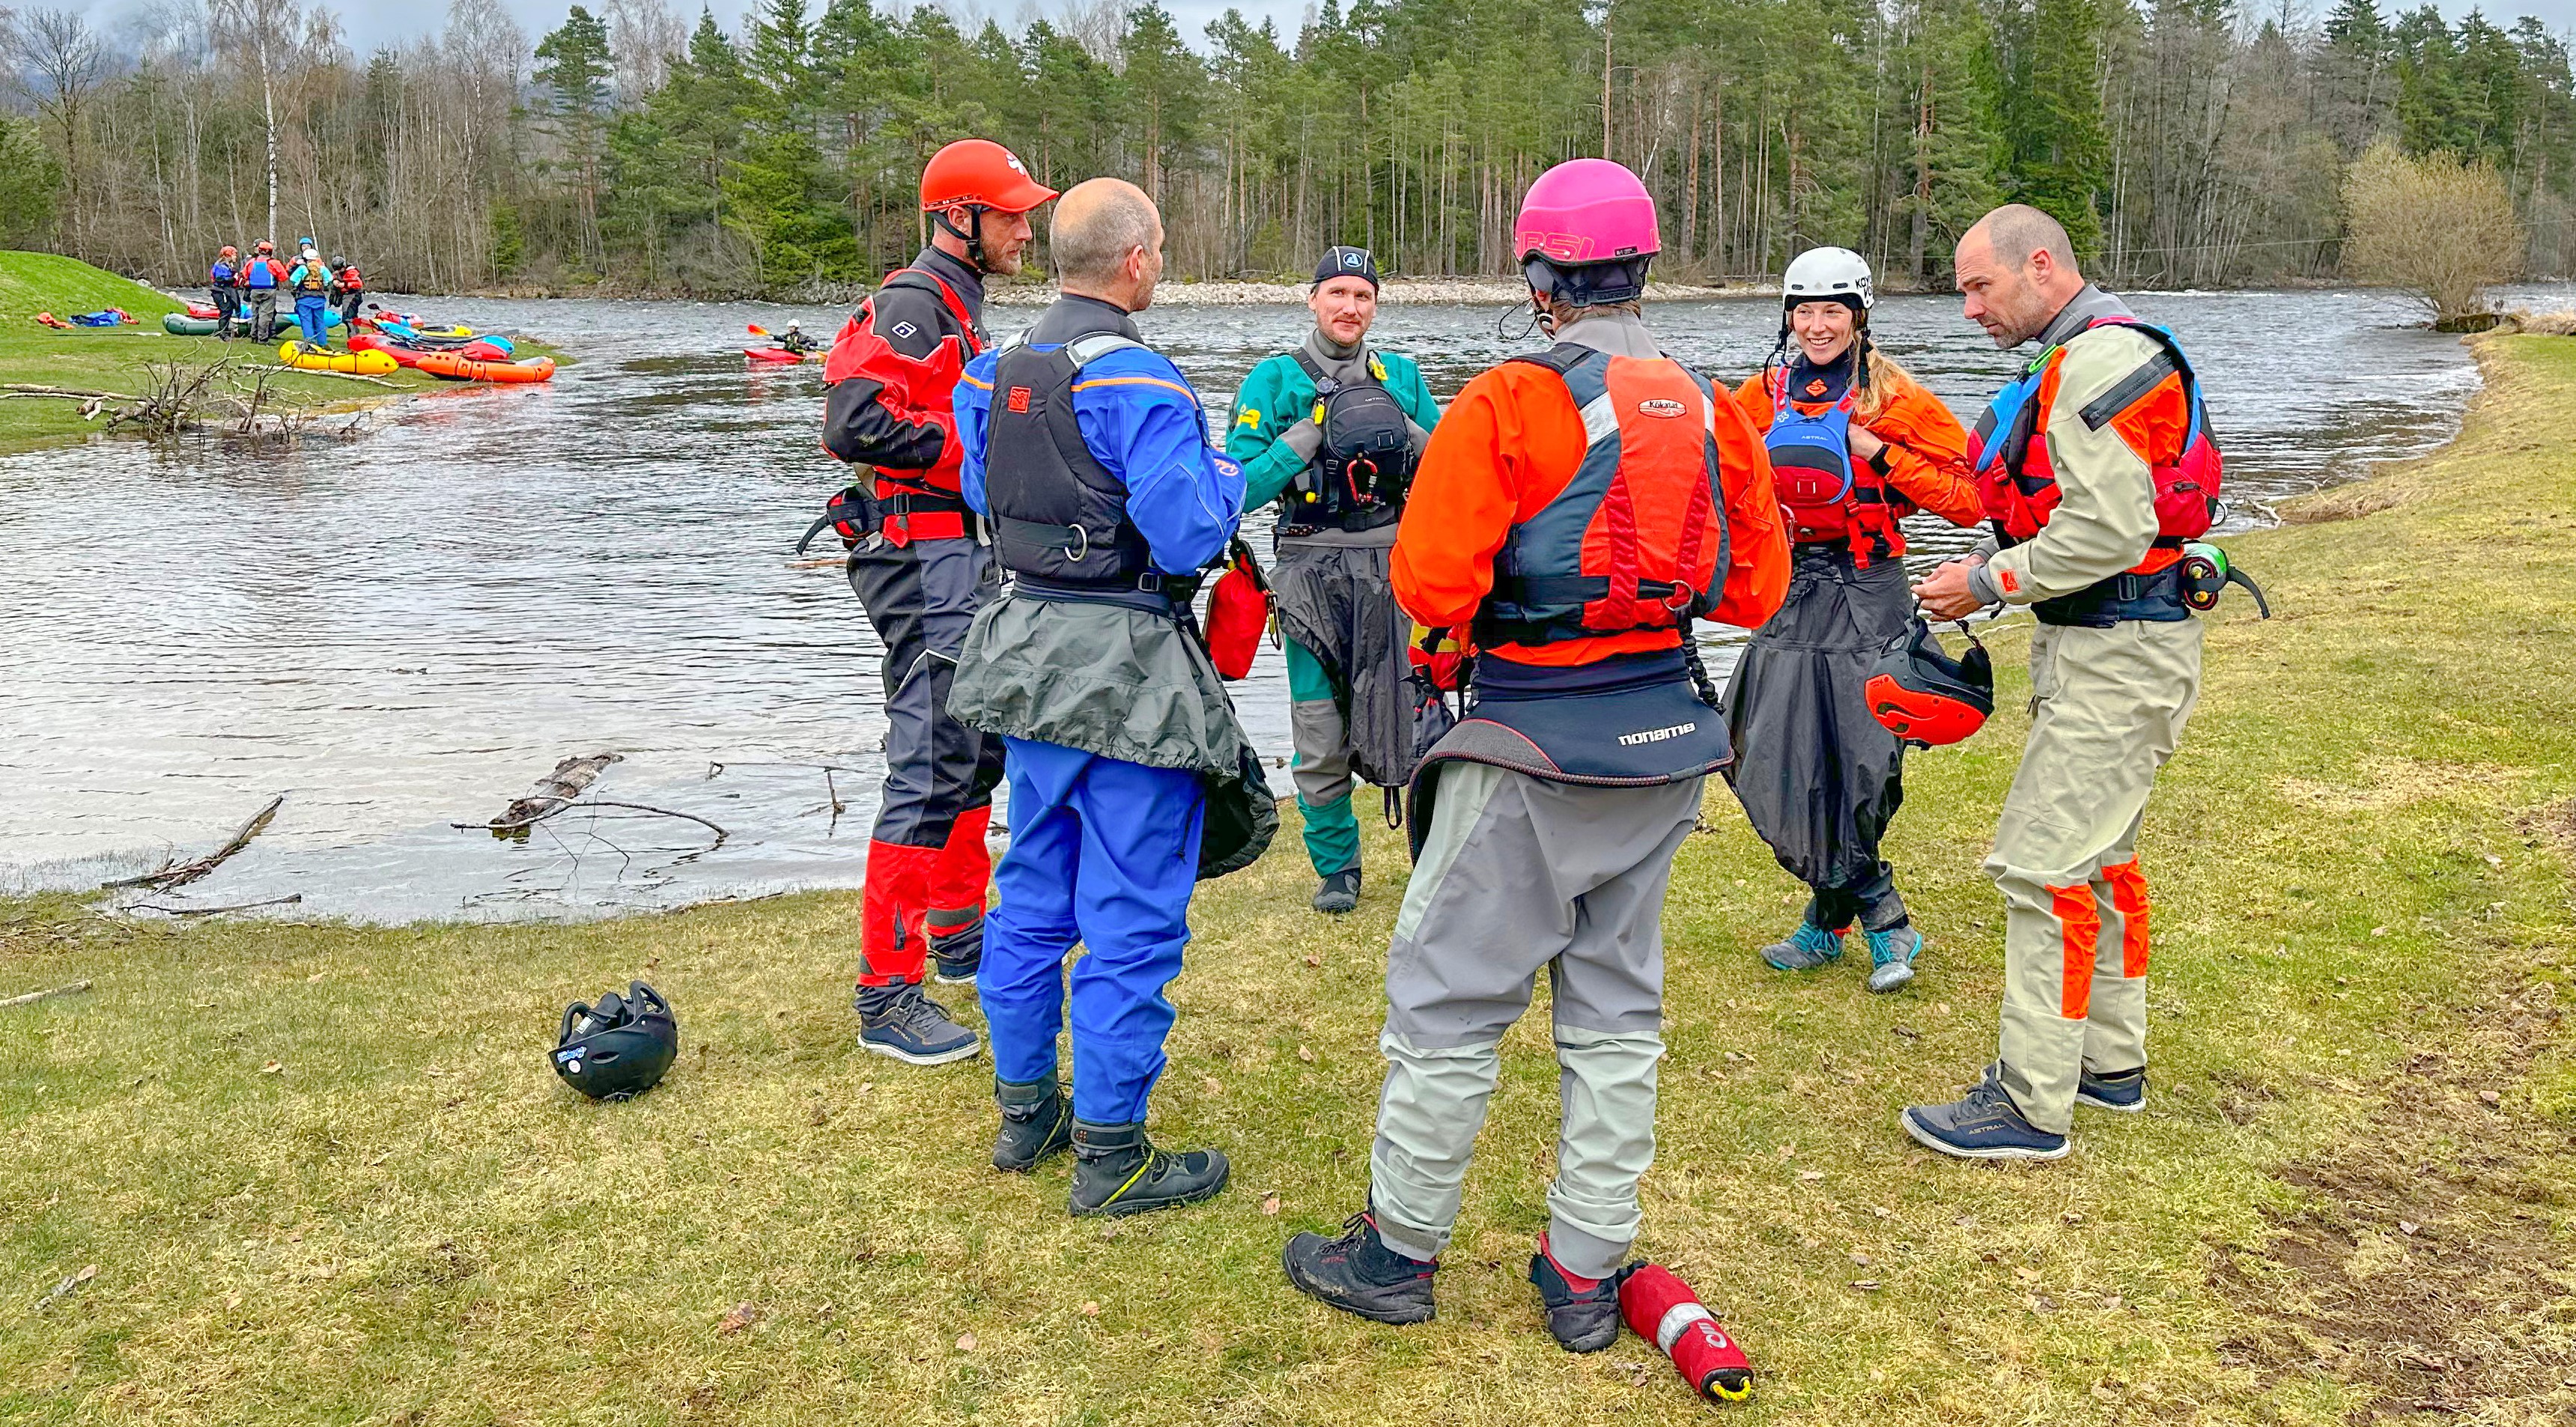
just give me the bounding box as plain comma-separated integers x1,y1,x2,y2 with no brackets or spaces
992,1071,1073,1172
1067,1120,1229,1217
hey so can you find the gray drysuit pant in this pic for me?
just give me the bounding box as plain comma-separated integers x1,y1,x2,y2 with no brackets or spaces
1368,761,1702,1280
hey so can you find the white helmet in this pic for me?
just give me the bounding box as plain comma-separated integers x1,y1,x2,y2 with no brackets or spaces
1783,246,1874,311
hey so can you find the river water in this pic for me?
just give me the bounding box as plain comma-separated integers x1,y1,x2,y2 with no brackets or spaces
1,285,2557,922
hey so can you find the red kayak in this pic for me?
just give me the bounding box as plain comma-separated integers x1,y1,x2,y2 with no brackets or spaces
744,345,814,364
184,301,219,320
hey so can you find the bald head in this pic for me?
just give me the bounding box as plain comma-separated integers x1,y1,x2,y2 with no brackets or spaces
1052,178,1165,308
1954,203,2089,348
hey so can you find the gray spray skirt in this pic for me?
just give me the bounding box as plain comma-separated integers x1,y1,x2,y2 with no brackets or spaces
1269,541,1418,788
1720,548,1914,891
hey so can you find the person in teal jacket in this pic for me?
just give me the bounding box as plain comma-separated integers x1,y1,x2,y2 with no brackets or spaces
1226,247,1441,915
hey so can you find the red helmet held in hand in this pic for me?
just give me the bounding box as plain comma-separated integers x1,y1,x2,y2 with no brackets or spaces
1864,618,1993,748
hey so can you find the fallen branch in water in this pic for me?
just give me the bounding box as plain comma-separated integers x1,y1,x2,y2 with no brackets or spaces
581,800,730,845
0,980,92,1010
101,794,287,891
130,894,304,918
460,753,624,833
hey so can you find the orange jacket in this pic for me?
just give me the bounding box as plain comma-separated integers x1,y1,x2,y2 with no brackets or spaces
1394,354,1790,667
1733,363,1981,556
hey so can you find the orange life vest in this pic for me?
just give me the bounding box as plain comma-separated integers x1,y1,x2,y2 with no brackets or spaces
1472,344,1730,649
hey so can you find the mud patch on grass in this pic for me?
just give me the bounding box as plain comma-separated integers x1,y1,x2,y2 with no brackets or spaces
2212,985,2576,1423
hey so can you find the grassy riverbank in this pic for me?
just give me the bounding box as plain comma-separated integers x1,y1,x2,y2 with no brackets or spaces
0,251,567,456
6,337,2575,1424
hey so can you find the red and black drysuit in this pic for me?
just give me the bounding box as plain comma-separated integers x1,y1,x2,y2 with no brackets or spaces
819,244,1006,988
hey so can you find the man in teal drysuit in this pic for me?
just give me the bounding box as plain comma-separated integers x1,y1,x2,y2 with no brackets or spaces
1225,247,1441,914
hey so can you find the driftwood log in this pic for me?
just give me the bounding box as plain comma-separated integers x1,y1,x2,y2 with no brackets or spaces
101,794,286,891
0,980,92,1010
462,753,623,833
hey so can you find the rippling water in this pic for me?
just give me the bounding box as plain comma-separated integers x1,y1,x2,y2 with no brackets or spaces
1,285,2555,921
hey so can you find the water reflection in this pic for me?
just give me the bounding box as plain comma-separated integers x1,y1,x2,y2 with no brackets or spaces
0,285,2556,922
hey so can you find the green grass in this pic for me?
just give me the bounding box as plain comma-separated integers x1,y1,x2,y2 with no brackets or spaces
0,249,568,455
5,338,2575,1424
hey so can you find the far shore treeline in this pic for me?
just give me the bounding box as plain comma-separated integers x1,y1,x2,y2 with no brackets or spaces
0,0,2571,298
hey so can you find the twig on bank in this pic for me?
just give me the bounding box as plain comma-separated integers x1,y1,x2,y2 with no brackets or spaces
34,1265,97,1312
130,894,304,918
0,980,92,1010
2,383,139,401
100,794,287,891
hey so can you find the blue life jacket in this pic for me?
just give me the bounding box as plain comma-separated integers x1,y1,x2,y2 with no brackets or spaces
244,261,277,289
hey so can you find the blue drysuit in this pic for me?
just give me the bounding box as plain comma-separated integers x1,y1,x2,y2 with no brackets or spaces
954,306,1244,1124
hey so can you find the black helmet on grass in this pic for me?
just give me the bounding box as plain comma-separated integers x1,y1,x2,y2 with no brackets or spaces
553,981,678,1101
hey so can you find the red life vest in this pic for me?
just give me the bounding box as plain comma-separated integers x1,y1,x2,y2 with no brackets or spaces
822,267,983,542
1966,316,2221,568
1472,344,1731,649
1760,366,1903,562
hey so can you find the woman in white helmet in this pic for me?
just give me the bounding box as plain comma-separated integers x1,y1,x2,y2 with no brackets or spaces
1722,246,1983,992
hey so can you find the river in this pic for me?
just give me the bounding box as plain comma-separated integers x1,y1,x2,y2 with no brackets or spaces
1,285,2561,922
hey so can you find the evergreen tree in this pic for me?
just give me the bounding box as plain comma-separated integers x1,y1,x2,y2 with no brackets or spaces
535,6,615,268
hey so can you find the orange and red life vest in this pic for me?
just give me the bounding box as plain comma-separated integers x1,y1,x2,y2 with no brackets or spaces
1472,345,1731,649
1966,316,2222,568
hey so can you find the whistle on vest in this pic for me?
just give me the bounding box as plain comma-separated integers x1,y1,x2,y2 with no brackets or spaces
2178,541,2271,618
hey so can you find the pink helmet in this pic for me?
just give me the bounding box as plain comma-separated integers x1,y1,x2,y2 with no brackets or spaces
1513,159,1660,265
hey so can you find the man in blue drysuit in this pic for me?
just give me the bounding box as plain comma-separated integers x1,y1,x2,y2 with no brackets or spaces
948,176,1250,1217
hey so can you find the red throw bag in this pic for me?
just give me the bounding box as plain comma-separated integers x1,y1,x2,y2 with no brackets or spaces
1203,541,1272,681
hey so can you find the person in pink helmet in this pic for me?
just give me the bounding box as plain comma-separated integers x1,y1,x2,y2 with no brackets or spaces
1280,158,1789,1351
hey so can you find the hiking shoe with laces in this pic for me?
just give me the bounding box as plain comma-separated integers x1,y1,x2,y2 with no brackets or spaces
1282,1212,1438,1324
2076,1065,2148,1113
1528,1236,1621,1353
1311,866,1361,915
854,982,980,1066
929,915,984,985
1865,925,1924,994
1901,1066,2069,1160
1761,920,1844,972
992,1072,1075,1172
1067,1120,1229,1217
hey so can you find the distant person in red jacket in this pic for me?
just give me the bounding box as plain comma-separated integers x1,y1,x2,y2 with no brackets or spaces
331,257,364,329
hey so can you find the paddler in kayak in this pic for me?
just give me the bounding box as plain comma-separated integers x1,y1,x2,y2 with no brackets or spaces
816,138,1055,1066
1722,246,1981,993
1901,203,2223,1159
1282,159,1788,1345
1224,246,1440,916
777,320,818,356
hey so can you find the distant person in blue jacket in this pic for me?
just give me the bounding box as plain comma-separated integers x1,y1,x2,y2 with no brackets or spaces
288,244,333,346
947,177,1255,1219
209,246,240,339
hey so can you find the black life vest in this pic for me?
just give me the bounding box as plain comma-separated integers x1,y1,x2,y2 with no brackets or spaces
1283,349,1412,533
983,332,1159,589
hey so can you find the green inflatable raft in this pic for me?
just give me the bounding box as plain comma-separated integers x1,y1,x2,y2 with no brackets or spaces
162,310,345,337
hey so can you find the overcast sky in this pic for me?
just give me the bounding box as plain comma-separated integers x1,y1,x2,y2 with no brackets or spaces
79,0,2576,60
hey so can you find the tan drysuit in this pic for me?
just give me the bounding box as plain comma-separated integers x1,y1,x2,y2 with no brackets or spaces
1969,287,2205,1136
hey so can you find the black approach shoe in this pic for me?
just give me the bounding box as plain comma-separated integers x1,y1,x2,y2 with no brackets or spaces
1311,867,1361,915
1282,1211,1438,1325
929,915,984,985
2075,1065,2148,1113
992,1072,1074,1172
853,982,980,1066
1529,1237,1621,1353
1066,1120,1229,1217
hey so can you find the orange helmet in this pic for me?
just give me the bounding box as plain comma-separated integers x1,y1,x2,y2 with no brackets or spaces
920,139,1056,215
219,245,238,258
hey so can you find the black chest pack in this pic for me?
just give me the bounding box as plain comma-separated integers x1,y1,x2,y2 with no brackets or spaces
1283,349,1413,534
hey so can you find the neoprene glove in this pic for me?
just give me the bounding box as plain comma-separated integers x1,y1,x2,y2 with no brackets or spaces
1280,416,1325,462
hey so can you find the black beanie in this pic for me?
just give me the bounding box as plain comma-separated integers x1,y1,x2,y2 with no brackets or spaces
1313,246,1380,289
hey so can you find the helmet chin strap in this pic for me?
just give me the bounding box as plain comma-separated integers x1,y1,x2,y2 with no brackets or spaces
934,206,995,274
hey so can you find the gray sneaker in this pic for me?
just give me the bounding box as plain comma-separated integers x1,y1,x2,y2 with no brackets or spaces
1312,867,1361,915
854,983,981,1066
1865,925,1923,994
